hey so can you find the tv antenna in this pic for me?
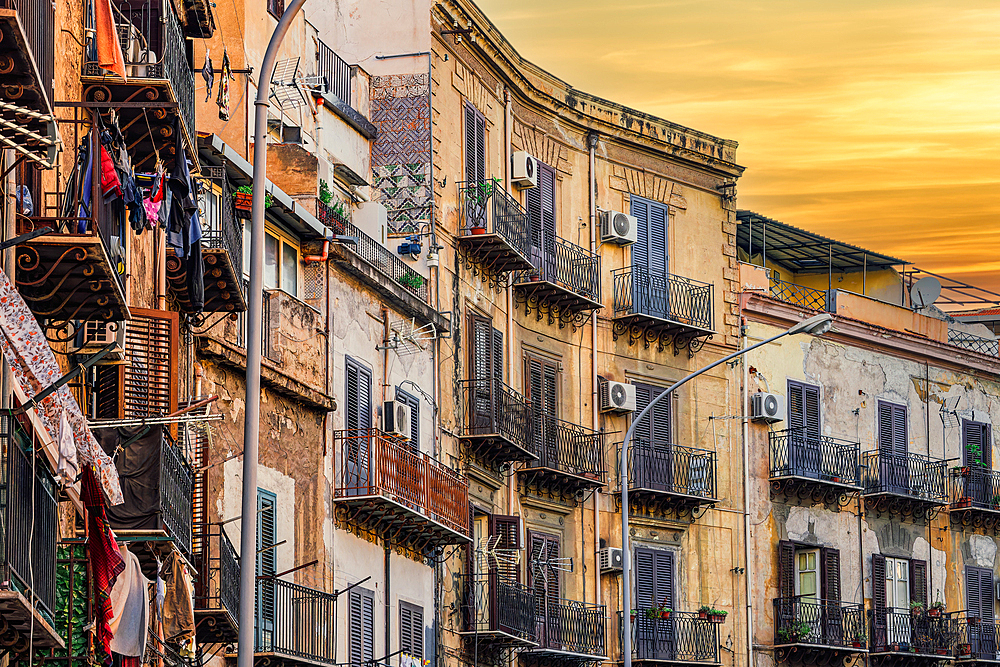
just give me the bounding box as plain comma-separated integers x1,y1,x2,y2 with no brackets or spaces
377,318,437,356
270,58,326,110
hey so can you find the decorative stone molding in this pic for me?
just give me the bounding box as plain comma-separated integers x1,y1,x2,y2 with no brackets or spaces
511,118,573,175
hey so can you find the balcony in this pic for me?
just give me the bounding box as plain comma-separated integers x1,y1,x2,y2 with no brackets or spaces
512,237,601,328
611,268,714,355
770,278,829,311
949,467,1000,532
768,429,862,506
773,598,866,664
252,578,335,666
521,597,607,665
81,0,196,170
462,574,537,648
949,330,999,357
869,608,956,664
862,450,948,521
457,179,533,287
519,414,605,498
619,610,720,665
0,416,63,649
333,429,470,552
459,378,535,467
617,440,717,520
193,528,239,643
955,615,999,663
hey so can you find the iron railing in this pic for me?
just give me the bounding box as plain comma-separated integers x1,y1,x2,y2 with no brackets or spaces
769,429,861,486
951,466,1000,510
194,528,239,622
612,268,714,330
949,330,999,356
0,0,54,106
770,278,828,311
955,614,998,659
333,429,470,537
458,179,532,256
513,237,601,304
534,597,606,657
619,610,720,664
774,598,866,649
317,201,429,303
256,578,336,663
529,412,605,483
459,378,534,453
861,449,948,502
617,440,717,500
83,0,195,139
317,39,351,106
200,174,243,278
869,608,956,655
465,574,536,642
0,418,58,621
161,438,193,555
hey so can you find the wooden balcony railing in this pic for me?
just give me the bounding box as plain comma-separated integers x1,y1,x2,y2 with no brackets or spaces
459,378,535,465
619,610,721,664
333,429,470,550
464,574,537,645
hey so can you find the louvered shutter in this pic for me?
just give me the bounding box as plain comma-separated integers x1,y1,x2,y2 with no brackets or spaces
788,383,804,433
964,421,992,468
539,163,556,279
910,559,927,608
526,176,542,265
778,541,795,600
649,202,668,277
528,532,547,627
400,602,424,659
492,327,504,383
490,514,521,582
95,309,178,419
346,357,372,432
820,548,841,602
349,588,375,665
892,404,908,457
871,554,887,649
396,388,420,452
968,567,984,619
982,569,995,622
545,536,560,616
465,102,485,184
634,548,656,608
256,490,277,642
878,402,894,454
803,385,821,438
655,550,675,609
632,383,671,446
470,315,493,380
526,355,559,466
631,198,649,271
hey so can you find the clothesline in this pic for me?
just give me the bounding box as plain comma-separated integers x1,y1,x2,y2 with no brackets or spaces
89,413,224,429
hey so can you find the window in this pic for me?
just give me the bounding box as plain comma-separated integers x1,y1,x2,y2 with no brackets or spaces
871,554,927,643
967,566,995,622
795,549,819,603
634,547,675,610
877,401,909,493
787,380,821,437
244,222,300,297
345,357,373,432
469,313,503,382
464,102,486,183
778,542,841,603
630,195,669,277
963,420,992,468
399,601,424,660
527,531,561,627
256,490,277,649
787,380,824,477
395,387,420,452
525,353,559,464
525,162,556,278
632,383,671,447
267,0,284,19
348,587,375,666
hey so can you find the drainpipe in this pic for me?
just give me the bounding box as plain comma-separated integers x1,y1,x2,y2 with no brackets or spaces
588,132,601,606
742,317,754,667
302,239,329,263
504,87,516,514
385,545,391,661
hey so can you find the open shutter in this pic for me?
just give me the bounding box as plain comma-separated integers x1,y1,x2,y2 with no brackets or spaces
872,554,887,609
964,421,992,468
778,541,795,600
910,559,927,608
256,490,277,641
492,327,504,383
820,548,841,602
124,308,178,418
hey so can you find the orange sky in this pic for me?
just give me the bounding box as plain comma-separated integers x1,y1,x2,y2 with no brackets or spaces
478,0,1000,292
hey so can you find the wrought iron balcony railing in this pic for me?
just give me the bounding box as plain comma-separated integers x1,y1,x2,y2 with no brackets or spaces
194,528,239,636
770,278,828,311
457,179,533,278
869,608,957,656
611,267,714,331
512,236,602,324
769,429,861,487
0,0,54,108
617,440,717,501
949,329,999,356
950,466,1000,512
531,597,606,658
256,578,336,664
160,436,194,555
464,574,537,645
619,610,720,664
459,378,535,464
317,39,351,106
862,450,948,503
774,598,866,650
955,614,998,660
521,412,605,494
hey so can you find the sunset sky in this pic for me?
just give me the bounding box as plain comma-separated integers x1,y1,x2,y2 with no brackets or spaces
478,0,1000,293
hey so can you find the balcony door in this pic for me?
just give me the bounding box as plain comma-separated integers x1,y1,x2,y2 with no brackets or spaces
878,402,909,495
787,381,822,478
345,357,373,495
527,531,561,648
632,383,672,492
469,314,503,435
967,566,996,656
778,542,842,645
963,420,992,505
256,490,277,651
634,547,676,661
526,162,556,281
630,196,669,320
872,555,927,650
525,354,559,469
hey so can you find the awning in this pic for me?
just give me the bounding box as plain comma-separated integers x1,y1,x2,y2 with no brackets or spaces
0,269,123,504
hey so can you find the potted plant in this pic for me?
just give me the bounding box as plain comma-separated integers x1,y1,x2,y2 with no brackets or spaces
927,601,945,617
399,273,425,291
968,615,981,626
467,181,493,234
851,632,867,648
698,605,711,620
890,642,900,652
910,601,925,617
233,185,274,220
630,609,637,622
645,607,660,620
959,643,973,656
659,606,672,620
708,608,728,624
957,496,973,508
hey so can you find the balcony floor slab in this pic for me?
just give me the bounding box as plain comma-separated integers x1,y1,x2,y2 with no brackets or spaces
461,432,538,466
520,465,604,499
0,588,64,649
333,493,471,551
611,313,714,355
194,607,238,644
167,247,247,313
458,233,534,276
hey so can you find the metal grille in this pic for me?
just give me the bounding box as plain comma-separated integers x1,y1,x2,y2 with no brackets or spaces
862,449,948,502
529,413,606,483
256,578,336,661
535,596,606,657
465,574,536,641
317,39,351,106
869,608,956,654
198,167,243,279
0,0,54,106
773,598,866,649
949,330,999,356
612,268,714,329
769,428,861,485
619,441,717,499
460,378,533,453
160,438,193,555
770,278,828,311
303,261,324,301
513,236,601,304
621,610,720,663
458,179,532,258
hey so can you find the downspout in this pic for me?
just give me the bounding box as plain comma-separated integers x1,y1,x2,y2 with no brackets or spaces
385,545,391,662
505,87,516,515
742,316,753,667
588,132,600,607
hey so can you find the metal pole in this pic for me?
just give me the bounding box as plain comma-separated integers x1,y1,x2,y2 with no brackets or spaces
238,2,307,666
620,315,831,667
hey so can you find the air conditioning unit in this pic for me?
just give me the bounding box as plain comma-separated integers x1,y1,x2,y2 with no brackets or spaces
511,151,538,189
599,547,623,574
71,321,126,362
751,392,785,423
600,380,637,413
601,210,637,246
383,400,412,440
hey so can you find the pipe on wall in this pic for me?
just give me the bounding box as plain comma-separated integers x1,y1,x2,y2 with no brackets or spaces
588,131,601,606
741,317,754,667
505,87,516,515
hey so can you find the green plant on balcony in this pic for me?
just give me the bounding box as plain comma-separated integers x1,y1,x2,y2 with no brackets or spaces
910,600,925,616
399,273,425,291
777,620,812,643
928,600,945,617
234,184,274,210
319,179,333,204
852,631,867,648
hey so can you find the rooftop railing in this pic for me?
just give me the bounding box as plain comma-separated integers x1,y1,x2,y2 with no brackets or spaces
770,278,828,311
948,329,999,356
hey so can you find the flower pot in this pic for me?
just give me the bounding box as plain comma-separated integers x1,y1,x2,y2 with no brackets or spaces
960,644,973,656
530,274,541,282
630,612,637,622
968,616,980,626
832,477,842,483
937,649,949,655
699,611,708,620
928,609,941,617
233,192,253,220
470,226,487,235
852,641,862,648
890,643,900,652
709,614,725,624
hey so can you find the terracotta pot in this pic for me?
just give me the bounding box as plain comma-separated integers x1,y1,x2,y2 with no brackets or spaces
699,611,708,620
960,644,972,656
928,609,941,617
470,226,487,235
937,649,949,655
852,641,862,648
660,611,671,619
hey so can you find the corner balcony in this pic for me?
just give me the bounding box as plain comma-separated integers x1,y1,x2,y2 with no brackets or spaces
457,179,533,287
521,597,607,666
773,598,866,664
193,528,239,644
869,608,956,665
768,429,861,506
462,574,537,649
619,609,721,666
250,578,335,667
862,450,948,522
80,0,196,169
949,467,1000,532
617,440,717,520
955,615,999,664
512,238,601,328
519,414,605,499
459,378,536,467
333,429,470,553
611,268,714,356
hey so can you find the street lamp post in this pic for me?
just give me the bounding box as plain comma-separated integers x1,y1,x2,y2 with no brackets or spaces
619,312,833,667
238,3,308,667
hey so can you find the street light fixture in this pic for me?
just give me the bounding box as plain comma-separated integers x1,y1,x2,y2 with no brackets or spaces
619,312,832,667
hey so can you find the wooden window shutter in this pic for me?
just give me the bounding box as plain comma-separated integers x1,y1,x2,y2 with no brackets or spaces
787,382,804,433
400,602,424,659
872,554,887,610
395,388,420,452
879,401,908,456
634,548,655,608
655,549,675,609
803,385,821,437
469,314,493,380
490,514,521,582
633,383,672,445
346,357,372,431
893,404,908,457
540,163,556,267
256,490,277,633
630,196,668,275
788,381,821,437
967,566,995,621
878,402,893,453
349,588,375,665
631,197,649,271
527,531,560,618
910,559,927,608
964,421,992,468
820,547,841,602
96,309,178,419
778,541,795,600
492,327,504,383
982,568,995,622
464,102,485,184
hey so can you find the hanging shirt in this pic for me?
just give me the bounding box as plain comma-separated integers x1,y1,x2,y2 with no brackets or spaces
108,544,151,657
83,466,126,665
217,50,233,121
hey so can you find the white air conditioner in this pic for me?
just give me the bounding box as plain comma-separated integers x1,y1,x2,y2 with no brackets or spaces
71,321,126,362
751,392,785,423
511,151,538,189
601,210,637,246
383,400,412,440
599,547,623,574
600,380,637,413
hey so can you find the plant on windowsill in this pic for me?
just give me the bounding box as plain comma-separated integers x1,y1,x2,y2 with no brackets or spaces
708,608,727,624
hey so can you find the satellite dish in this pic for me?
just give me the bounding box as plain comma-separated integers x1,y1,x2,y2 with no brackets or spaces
910,276,941,309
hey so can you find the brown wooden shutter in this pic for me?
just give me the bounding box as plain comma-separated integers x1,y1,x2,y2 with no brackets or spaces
465,102,485,184
910,559,927,608
490,514,521,582
124,308,178,418
470,314,493,381
778,541,795,600
872,554,887,610
820,547,841,602
492,327,504,383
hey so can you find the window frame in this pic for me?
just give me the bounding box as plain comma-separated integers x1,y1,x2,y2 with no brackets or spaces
244,221,302,298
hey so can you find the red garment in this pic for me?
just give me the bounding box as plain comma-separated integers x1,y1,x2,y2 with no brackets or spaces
100,145,122,199
83,466,126,665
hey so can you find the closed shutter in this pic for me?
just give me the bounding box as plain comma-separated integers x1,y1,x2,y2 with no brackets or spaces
629,196,669,276
465,102,486,184
525,355,559,465
526,162,556,278
527,532,561,629
788,381,821,438
400,602,424,659
878,402,907,457
346,357,372,432
395,388,420,452
964,421,992,468
489,514,521,582
820,548,841,602
256,490,277,641
95,310,178,419
910,559,928,608
632,198,649,271
778,541,795,600
349,588,375,665
634,548,676,609
633,383,672,446
968,566,995,621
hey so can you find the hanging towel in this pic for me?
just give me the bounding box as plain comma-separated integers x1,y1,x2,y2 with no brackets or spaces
202,49,214,102
108,544,151,657
83,466,126,665
94,0,127,81
160,551,195,642
217,50,233,121
56,412,79,486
